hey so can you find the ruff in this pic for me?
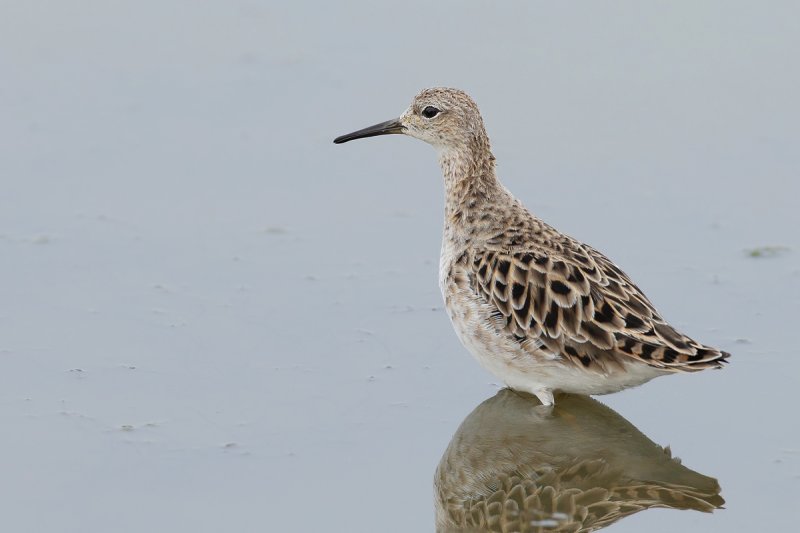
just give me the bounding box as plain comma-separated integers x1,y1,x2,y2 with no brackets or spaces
334,87,729,405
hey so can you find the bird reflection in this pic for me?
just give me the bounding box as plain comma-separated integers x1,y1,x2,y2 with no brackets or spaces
435,390,723,532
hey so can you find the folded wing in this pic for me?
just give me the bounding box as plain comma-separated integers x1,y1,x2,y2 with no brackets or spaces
471,243,729,371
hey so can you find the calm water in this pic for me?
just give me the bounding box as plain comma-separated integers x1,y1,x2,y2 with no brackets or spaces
1,1,798,531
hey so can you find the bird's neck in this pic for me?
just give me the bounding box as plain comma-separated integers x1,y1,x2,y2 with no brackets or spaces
438,143,508,243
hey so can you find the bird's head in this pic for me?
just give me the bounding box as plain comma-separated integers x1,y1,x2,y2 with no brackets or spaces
334,87,488,155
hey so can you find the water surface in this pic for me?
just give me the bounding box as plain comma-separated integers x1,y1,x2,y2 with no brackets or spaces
1,1,798,531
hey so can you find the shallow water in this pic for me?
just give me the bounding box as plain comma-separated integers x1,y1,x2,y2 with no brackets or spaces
1,1,798,532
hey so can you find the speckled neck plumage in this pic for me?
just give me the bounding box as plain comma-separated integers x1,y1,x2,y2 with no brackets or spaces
438,135,510,245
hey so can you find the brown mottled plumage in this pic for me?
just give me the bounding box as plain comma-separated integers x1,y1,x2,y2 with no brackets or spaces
334,87,729,405
435,390,724,532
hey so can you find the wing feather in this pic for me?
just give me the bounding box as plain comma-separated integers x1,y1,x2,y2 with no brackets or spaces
472,244,729,371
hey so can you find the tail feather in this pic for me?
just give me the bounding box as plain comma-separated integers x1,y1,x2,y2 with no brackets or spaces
615,336,730,372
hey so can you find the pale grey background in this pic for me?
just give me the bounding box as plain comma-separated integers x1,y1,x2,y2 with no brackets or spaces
1,1,798,532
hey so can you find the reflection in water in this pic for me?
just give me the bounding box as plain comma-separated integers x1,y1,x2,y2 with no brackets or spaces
436,390,723,532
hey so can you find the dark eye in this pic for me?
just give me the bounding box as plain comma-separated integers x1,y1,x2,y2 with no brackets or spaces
421,106,440,119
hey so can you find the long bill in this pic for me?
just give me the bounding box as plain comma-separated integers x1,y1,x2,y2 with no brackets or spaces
333,118,404,144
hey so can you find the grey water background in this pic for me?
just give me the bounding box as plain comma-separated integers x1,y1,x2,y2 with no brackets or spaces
1,1,798,531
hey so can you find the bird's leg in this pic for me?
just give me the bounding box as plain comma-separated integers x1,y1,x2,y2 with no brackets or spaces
533,388,554,407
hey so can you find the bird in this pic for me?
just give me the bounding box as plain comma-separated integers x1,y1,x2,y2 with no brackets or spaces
334,87,729,406
435,389,724,532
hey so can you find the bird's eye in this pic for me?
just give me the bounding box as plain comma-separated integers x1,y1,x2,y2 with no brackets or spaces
421,106,440,119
